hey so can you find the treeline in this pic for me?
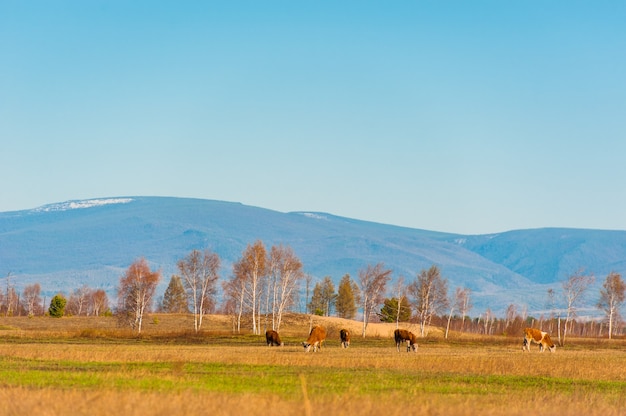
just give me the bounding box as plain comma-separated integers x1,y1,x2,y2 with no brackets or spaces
0,274,110,318
2,241,624,342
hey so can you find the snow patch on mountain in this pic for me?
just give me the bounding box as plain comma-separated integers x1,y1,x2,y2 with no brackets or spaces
297,212,329,220
34,198,134,212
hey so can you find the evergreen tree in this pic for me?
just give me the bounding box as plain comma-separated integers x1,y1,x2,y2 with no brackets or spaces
309,282,325,315
308,277,336,316
162,275,189,313
378,297,412,323
48,294,67,318
336,274,358,319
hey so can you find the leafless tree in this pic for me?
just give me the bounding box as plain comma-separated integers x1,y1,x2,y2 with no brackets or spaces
268,245,304,331
457,287,472,332
482,308,495,335
232,240,268,335
4,272,18,317
358,263,392,337
221,272,247,333
303,273,313,314
178,249,221,332
504,304,517,331
408,265,448,337
597,271,625,339
22,283,42,317
117,258,161,334
391,276,407,329
67,285,92,316
561,269,594,345
546,288,558,339
445,286,471,339
90,289,109,316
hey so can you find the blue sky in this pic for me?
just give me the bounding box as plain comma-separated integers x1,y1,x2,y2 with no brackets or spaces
2,1,625,234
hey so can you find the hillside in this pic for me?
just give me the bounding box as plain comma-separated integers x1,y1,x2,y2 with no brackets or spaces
1,196,625,315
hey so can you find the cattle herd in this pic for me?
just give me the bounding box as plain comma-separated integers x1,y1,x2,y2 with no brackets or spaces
264,326,556,353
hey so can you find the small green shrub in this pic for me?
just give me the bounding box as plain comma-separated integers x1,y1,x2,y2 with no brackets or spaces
48,294,67,318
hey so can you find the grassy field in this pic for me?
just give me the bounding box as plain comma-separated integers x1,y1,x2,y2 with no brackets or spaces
0,314,625,416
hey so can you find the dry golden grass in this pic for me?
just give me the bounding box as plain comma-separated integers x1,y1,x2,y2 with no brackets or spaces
3,386,624,416
1,314,625,416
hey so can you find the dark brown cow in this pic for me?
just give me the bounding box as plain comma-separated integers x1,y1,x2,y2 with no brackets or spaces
394,329,417,352
522,328,556,353
340,329,350,349
302,326,326,352
265,329,283,347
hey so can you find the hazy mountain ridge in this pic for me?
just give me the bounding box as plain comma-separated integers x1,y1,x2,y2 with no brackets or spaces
1,196,624,315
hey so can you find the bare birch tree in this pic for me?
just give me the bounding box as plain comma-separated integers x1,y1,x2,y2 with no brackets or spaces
358,263,392,337
22,283,42,317
4,272,17,317
457,287,472,332
117,258,161,334
232,240,268,335
268,244,304,331
408,265,448,337
222,272,247,333
597,271,625,339
178,249,221,332
392,276,407,329
67,285,92,316
561,269,594,345
90,289,109,316
445,286,470,339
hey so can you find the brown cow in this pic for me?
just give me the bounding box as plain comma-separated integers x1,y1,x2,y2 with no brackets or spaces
265,329,284,347
340,329,350,348
522,327,556,353
302,326,326,352
394,329,417,352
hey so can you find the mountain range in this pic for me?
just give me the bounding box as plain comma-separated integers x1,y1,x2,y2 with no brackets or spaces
1,196,625,316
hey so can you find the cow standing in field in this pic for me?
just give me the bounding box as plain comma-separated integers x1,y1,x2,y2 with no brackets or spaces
522,328,556,353
340,329,350,349
394,329,418,353
265,330,284,347
302,326,326,352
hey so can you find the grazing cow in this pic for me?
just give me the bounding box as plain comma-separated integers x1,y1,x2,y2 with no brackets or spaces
265,329,284,347
302,326,326,352
522,327,556,353
340,329,350,349
394,329,418,353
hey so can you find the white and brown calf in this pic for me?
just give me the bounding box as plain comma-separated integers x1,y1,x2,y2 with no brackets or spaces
522,327,556,353
302,326,326,352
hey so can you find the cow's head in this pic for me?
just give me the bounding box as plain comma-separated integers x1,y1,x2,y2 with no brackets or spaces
302,342,311,352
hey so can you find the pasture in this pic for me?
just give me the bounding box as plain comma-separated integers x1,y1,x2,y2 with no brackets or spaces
0,314,625,416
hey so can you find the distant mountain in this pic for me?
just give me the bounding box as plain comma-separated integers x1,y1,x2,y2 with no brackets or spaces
1,196,624,316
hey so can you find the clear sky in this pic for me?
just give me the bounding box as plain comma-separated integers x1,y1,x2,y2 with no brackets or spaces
2,1,625,234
